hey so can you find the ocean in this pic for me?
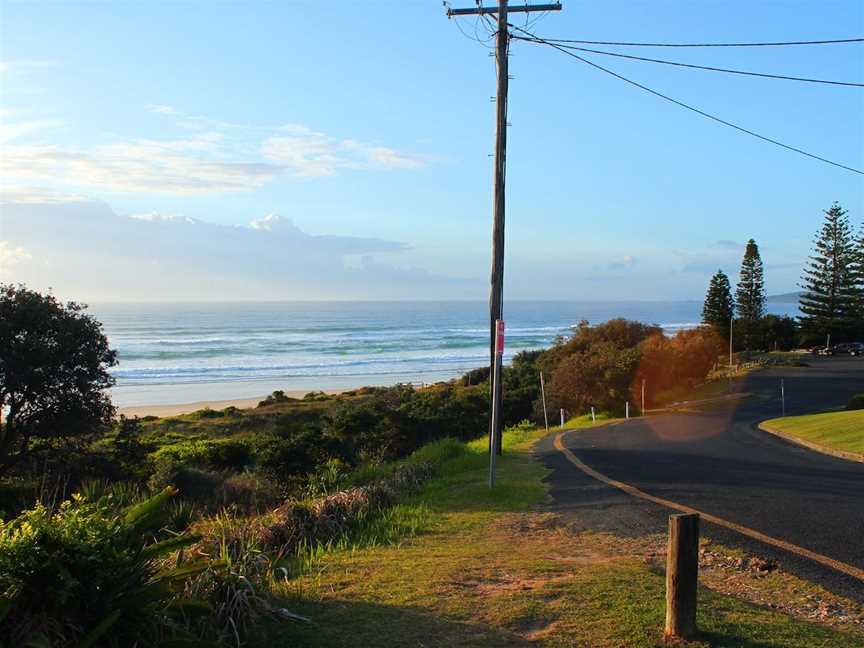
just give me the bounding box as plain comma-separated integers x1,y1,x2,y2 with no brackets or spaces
90,301,800,407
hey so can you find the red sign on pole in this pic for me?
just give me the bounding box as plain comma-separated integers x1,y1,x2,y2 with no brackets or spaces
495,319,505,354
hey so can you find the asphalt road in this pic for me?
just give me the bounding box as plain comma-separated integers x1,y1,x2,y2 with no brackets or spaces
535,356,864,599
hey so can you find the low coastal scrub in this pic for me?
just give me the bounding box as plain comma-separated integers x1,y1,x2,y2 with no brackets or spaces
0,487,219,647
0,437,460,647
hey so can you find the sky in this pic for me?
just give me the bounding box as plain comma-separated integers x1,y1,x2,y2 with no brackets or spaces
0,0,862,302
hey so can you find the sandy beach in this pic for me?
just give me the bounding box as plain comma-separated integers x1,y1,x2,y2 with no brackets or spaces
117,389,343,418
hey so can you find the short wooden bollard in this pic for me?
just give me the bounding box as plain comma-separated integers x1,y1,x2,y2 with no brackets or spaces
664,513,699,641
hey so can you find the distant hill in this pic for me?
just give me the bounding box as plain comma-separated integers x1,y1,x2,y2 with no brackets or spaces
767,291,802,304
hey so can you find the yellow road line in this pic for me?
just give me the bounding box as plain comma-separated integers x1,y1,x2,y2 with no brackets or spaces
554,430,864,582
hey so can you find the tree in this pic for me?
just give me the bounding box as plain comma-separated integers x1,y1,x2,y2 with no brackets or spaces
0,284,117,474
852,224,864,338
735,239,766,349
701,269,734,339
760,314,798,351
798,203,859,344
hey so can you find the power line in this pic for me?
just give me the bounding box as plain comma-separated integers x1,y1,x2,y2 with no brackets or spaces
511,27,864,175
512,36,864,87
530,36,864,48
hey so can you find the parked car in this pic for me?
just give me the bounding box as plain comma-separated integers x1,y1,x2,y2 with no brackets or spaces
836,342,864,356
810,346,834,356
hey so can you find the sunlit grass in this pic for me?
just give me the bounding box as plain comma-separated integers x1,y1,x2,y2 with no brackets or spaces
762,410,864,455
250,420,862,647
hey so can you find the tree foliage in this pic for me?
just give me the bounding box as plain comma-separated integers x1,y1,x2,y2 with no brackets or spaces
798,203,861,343
0,285,117,474
701,269,734,339
542,319,723,415
735,239,766,349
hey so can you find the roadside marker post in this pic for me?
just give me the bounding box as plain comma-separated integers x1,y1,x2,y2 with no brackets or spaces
781,379,786,417
560,408,565,428
626,401,630,419
488,320,505,488
665,513,700,641
591,406,596,423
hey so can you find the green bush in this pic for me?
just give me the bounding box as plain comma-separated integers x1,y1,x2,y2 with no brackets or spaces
846,393,864,411
147,458,221,495
0,487,215,646
257,390,296,407
151,438,252,470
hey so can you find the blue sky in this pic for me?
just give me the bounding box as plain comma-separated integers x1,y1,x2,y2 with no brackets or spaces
1,1,862,301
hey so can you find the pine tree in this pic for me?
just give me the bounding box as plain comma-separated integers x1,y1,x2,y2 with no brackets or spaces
851,223,864,338
735,239,766,349
702,269,734,339
798,203,858,343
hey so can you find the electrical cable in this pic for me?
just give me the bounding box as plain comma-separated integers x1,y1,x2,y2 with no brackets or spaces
512,36,864,87
530,36,864,48
510,26,864,175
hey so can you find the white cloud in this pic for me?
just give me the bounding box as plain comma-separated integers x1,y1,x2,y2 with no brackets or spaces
608,255,637,269
263,130,426,177
0,109,431,195
0,135,281,194
249,213,284,231
0,200,472,300
0,185,90,204
129,211,197,224
148,104,179,115
0,241,32,273
0,118,64,143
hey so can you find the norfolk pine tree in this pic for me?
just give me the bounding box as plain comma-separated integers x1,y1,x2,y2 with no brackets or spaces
735,239,766,350
798,203,860,343
851,223,864,338
702,269,734,340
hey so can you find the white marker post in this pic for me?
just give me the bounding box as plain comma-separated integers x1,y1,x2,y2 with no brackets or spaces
539,371,549,433
591,406,596,423
560,408,564,428
626,401,630,419
781,379,786,417
488,319,505,488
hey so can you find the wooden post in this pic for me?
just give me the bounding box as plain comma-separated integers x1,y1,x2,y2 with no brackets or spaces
665,513,700,640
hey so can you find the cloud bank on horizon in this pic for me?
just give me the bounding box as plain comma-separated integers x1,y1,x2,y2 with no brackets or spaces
0,198,478,301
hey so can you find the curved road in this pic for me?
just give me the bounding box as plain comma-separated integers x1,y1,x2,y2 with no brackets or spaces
535,356,864,598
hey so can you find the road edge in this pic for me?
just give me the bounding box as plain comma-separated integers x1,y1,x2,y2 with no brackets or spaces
757,421,864,464
553,428,864,582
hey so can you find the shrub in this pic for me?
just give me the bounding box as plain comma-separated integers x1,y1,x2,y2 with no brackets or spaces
147,459,223,500
151,438,252,471
0,487,215,646
405,437,465,469
257,390,296,407
847,393,864,411
189,407,223,420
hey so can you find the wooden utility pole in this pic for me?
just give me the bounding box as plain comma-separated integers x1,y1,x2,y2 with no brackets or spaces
446,1,563,467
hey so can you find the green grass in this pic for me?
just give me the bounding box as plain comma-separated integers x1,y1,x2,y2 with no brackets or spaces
762,410,864,456
249,419,862,648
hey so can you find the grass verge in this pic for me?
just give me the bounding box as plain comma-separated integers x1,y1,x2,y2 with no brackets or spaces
251,417,863,647
761,410,864,459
